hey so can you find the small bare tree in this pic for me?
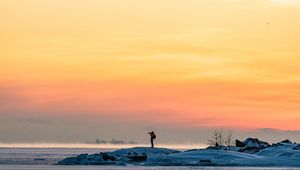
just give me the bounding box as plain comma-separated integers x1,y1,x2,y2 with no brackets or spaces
208,130,219,146
208,130,234,148
225,130,234,150
217,129,225,146
208,129,225,146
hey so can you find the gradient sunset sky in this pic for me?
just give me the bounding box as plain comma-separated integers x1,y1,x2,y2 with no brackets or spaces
1,0,300,144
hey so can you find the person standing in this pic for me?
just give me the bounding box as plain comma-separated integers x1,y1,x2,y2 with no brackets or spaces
148,131,156,148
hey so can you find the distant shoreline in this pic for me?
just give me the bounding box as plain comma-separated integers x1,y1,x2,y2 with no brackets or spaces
0,143,207,150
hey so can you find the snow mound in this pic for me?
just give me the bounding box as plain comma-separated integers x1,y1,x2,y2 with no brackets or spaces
58,140,300,167
112,147,178,155
153,149,261,166
58,147,178,166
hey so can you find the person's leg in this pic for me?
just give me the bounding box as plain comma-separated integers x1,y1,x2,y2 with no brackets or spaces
152,139,154,148
151,138,154,148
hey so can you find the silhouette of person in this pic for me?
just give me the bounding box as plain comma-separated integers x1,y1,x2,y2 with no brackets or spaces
148,131,156,148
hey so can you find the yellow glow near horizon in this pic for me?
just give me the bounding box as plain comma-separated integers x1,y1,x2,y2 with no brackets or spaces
1,0,300,131
272,0,300,5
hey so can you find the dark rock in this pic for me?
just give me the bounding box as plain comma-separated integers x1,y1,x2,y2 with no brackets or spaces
76,154,88,161
198,159,215,166
127,154,147,162
293,145,300,150
281,139,293,144
206,146,221,150
87,153,102,161
34,158,46,161
272,143,282,147
199,159,212,163
238,138,270,154
236,139,246,147
243,138,270,148
238,147,261,154
101,153,116,161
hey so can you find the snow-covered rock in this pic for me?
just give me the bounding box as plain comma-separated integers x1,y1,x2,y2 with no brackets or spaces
235,139,246,147
58,147,178,165
234,138,271,154
243,138,270,148
281,139,293,144
58,139,300,167
58,153,116,165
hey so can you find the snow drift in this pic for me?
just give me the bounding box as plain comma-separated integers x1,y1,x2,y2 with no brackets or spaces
58,138,300,167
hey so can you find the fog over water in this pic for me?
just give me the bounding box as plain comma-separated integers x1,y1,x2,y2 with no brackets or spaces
0,143,207,150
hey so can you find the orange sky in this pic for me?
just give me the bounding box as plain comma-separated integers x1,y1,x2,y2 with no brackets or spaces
1,0,300,136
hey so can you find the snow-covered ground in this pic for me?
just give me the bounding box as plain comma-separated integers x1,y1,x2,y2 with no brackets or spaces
1,145,300,169
2,139,300,168
0,165,300,170
58,139,300,167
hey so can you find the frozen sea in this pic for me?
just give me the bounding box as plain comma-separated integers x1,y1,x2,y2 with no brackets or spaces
0,147,299,170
